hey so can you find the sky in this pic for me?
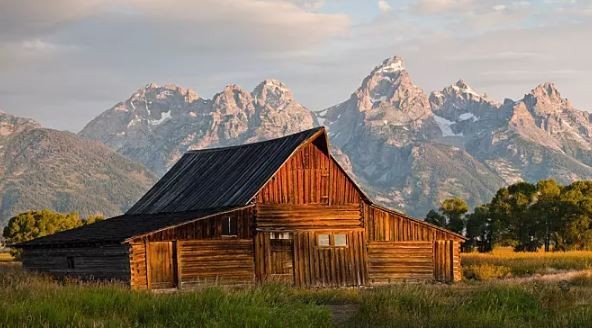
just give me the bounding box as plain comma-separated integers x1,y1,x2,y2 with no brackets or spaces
0,0,591,131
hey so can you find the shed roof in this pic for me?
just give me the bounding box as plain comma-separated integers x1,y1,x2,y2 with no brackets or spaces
16,206,248,247
126,127,325,215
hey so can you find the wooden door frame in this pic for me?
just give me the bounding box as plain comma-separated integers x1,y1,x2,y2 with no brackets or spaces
145,240,178,289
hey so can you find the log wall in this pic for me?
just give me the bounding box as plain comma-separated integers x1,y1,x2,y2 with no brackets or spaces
21,244,130,282
367,241,434,283
256,204,362,230
178,239,255,287
128,207,256,289
364,204,463,283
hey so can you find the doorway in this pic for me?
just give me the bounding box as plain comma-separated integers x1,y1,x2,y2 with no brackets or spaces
148,241,176,289
269,232,294,284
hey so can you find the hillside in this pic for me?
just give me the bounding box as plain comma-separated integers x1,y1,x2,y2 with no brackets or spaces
0,111,156,226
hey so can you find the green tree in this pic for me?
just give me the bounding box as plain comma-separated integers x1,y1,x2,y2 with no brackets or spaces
425,198,468,234
465,204,492,252
531,179,562,251
489,182,539,251
553,181,592,250
2,209,83,258
440,197,468,234
425,209,446,227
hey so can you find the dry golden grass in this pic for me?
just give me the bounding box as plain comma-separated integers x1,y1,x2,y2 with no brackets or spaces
462,247,592,280
0,252,14,262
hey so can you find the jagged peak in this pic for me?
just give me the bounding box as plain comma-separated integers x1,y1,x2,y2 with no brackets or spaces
253,79,292,95
530,82,561,99
374,56,406,74
451,79,480,97
252,79,294,102
220,83,250,94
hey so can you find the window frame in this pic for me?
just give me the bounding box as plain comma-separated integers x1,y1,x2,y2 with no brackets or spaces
221,216,238,237
316,233,348,248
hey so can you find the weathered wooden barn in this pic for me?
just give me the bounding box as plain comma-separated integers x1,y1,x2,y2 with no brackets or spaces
15,127,465,289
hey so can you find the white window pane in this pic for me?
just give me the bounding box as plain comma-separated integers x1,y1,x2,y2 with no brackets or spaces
318,234,330,246
334,234,347,246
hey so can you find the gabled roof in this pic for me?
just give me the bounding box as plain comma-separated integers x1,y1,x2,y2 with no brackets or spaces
126,127,325,215
15,206,250,247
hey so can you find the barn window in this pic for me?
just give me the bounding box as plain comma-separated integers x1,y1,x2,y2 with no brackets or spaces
66,256,75,269
334,234,347,247
222,216,237,236
271,232,293,240
317,233,348,247
317,234,330,246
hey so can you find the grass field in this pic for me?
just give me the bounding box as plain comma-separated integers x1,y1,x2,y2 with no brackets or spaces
463,248,592,280
2,250,592,327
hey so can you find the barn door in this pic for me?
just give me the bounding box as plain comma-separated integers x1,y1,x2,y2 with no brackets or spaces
269,233,294,284
148,241,176,289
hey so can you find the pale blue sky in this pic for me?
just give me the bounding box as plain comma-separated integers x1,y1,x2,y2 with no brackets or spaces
0,0,590,130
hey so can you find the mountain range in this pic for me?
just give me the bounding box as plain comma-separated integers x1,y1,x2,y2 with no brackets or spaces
2,55,592,224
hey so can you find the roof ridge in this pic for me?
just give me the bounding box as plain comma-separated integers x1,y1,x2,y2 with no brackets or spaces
185,127,324,154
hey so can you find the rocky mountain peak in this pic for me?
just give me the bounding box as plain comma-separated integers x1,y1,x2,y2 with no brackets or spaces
212,84,254,115
523,82,570,115
252,79,294,110
374,56,406,74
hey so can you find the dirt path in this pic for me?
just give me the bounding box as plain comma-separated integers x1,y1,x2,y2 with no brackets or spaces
505,269,591,283
326,304,359,326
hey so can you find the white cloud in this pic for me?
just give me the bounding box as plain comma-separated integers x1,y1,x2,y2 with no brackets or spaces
378,0,392,13
493,4,507,11
0,0,591,132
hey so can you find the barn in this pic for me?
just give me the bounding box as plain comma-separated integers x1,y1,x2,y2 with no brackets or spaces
15,127,465,289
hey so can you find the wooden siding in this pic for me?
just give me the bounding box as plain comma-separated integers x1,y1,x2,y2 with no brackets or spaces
256,204,362,230
178,240,255,287
367,241,460,283
365,204,464,242
127,207,255,289
256,142,361,206
136,207,254,242
368,241,434,283
129,242,148,289
21,245,130,282
255,230,367,287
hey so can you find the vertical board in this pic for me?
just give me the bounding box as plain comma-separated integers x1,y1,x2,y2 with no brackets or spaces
364,204,464,243
433,240,457,283
148,241,175,289
269,239,294,283
256,142,362,206
292,230,367,287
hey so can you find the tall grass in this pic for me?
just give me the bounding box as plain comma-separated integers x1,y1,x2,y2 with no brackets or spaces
347,280,592,328
0,265,331,327
4,251,592,327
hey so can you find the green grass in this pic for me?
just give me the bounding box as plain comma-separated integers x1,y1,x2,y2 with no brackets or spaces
3,253,592,328
0,265,331,327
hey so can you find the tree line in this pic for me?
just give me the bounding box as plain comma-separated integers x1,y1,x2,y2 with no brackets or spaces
426,179,592,252
2,209,104,258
